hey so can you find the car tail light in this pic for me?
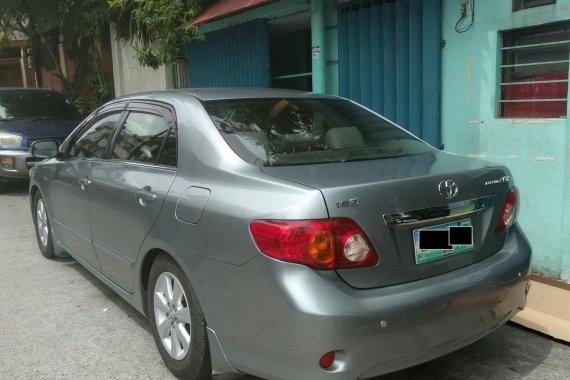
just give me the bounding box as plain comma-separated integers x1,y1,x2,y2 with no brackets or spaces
249,218,378,270
495,187,518,234
332,218,378,268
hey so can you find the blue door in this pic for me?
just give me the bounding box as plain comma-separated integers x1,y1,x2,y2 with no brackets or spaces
338,0,442,147
188,19,270,88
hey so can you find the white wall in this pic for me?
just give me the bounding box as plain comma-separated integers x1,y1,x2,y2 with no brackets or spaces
110,27,174,97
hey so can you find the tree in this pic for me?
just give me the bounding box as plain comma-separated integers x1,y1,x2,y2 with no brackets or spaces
0,0,210,107
0,0,113,111
108,0,207,69
0,0,66,78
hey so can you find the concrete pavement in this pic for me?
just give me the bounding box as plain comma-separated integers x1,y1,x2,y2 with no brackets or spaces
0,183,568,380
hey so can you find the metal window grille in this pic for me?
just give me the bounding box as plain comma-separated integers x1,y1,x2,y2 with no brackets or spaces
513,0,556,11
499,22,570,118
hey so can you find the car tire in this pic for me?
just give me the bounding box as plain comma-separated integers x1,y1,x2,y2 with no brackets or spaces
32,192,56,259
148,255,211,380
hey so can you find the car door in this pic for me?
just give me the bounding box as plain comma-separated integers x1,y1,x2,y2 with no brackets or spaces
89,102,177,293
49,111,124,271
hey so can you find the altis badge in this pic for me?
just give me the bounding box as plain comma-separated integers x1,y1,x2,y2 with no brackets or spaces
485,176,510,186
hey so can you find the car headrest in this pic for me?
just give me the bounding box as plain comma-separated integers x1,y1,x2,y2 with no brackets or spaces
325,127,366,149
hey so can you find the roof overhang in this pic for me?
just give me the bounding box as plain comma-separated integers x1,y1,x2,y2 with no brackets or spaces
193,0,277,25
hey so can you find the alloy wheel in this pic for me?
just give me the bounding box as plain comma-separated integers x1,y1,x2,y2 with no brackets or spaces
36,198,49,247
153,272,192,360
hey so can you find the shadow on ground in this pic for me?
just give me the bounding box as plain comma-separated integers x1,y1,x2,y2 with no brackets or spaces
376,323,557,379
0,182,29,196
62,259,151,333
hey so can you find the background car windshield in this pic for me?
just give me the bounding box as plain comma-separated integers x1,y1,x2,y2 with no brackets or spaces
0,92,79,121
203,98,432,166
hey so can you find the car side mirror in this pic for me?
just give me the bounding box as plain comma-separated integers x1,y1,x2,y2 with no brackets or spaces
31,140,59,160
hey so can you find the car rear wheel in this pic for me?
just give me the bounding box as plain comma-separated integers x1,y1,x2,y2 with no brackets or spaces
148,255,211,380
33,192,56,258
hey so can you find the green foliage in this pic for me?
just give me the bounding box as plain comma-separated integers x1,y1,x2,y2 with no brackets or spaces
0,0,114,111
0,0,206,107
0,0,60,37
59,0,115,111
108,0,206,69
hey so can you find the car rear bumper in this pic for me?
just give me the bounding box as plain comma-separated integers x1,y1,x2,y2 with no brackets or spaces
194,224,531,380
0,150,35,182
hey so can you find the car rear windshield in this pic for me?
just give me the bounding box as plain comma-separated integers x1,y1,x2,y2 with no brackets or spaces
0,92,79,121
203,98,432,166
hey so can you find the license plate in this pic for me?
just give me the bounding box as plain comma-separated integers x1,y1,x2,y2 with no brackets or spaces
413,219,473,264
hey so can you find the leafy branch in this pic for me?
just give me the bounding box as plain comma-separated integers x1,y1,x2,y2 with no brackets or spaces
108,0,207,69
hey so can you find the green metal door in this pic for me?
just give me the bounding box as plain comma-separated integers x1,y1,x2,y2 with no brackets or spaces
188,19,270,88
338,0,442,147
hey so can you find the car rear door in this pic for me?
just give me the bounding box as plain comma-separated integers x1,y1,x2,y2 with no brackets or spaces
49,111,124,271
89,102,177,293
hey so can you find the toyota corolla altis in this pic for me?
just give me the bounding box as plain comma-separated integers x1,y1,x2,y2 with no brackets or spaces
29,89,531,380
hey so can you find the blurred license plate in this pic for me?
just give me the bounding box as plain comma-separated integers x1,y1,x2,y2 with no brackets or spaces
413,219,473,264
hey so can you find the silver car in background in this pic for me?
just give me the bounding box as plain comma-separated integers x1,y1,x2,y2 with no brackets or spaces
29,89,531,380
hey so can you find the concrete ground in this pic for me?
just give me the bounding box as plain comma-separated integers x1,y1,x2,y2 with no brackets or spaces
0,182,569,380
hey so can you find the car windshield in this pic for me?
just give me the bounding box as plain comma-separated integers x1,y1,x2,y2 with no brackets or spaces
203,98,432,166
0,92,79,121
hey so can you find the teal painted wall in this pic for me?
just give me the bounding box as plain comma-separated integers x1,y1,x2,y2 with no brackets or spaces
441,0,570,280
325,0,339,95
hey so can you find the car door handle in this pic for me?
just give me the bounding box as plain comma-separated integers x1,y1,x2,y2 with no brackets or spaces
79,178,92,190
135,187,157,203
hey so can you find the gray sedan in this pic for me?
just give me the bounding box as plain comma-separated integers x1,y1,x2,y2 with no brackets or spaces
29,89,531,380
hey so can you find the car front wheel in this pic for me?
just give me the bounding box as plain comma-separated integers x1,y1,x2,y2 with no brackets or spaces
33,192,56,258
148,255,211,380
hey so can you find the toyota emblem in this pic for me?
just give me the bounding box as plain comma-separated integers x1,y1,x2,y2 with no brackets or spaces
438,179,458,199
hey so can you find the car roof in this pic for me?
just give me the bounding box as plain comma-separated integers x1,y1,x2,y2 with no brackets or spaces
115,88,339,103
177,88,318,101
0,87,63,95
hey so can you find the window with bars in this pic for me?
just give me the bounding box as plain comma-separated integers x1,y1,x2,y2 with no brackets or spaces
513,0,556,11
499,23,570,118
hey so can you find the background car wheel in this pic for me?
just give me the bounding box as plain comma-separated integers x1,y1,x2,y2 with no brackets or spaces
33,192,56,258
148,255,211,380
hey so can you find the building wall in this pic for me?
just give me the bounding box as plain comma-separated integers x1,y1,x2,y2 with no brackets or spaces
110,27,174,97
193,0,340,93
441,0,570,280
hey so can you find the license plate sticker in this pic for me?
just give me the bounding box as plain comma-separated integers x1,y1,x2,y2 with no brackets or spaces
413,219,473,264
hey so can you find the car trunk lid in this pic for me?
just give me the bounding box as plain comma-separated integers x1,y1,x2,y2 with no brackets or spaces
261,151,514,288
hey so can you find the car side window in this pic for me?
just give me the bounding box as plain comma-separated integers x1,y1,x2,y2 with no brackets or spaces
69,113,121,159
157,128,177,167
112,112,170,164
